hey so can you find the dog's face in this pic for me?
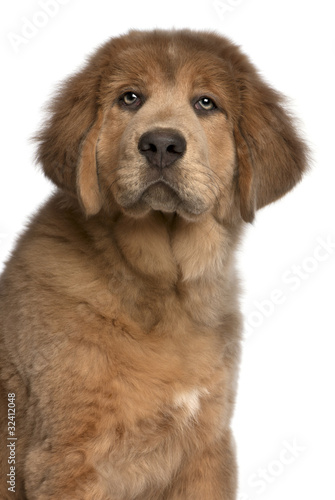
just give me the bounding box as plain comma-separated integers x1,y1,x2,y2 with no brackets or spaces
97,46,236,221
36,30,307,224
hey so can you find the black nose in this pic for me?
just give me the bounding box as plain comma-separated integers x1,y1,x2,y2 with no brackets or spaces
138,128,186,169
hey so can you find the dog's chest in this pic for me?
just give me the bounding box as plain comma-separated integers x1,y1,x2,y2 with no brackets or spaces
76,314,228,490
91,345,226,496
173,387,208,418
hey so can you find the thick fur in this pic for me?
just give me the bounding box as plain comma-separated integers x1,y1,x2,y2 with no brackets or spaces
0,30,308,499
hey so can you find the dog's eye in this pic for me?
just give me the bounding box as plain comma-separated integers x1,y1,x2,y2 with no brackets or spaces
120,92,142,108
194,97,217,112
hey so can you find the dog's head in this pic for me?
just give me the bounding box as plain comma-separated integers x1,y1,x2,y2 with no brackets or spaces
36,30,308,223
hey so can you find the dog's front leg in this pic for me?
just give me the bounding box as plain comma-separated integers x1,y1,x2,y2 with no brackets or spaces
165,430,237,500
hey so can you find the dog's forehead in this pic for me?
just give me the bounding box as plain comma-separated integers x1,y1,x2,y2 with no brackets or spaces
108,47,177,88
105,47,234,110
106,33,226,88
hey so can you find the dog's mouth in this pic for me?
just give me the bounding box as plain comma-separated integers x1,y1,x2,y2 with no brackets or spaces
120,178,182,214
117,176,208,219
141,181,181,213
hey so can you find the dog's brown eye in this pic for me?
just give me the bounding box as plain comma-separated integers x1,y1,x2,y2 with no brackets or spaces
195,97,216,111
121,92,141,107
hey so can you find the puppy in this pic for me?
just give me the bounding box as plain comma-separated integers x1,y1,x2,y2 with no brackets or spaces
0,29,308,499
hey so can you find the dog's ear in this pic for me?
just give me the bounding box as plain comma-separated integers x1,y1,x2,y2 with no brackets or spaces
76,109,104,215
232,55,308,223
35,48,110,216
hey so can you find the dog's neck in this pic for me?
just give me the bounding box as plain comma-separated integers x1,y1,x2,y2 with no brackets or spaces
111,210,237,283
158,211,176,227
49,194,241,332
106,210,242,331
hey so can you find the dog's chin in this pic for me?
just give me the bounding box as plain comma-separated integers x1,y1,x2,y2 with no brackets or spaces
118,182,208,221
142,183,180,213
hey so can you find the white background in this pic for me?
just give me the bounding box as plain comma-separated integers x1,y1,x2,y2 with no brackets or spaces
1,1,334,498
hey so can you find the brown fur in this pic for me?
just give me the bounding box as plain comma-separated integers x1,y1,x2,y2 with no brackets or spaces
0,30,308,499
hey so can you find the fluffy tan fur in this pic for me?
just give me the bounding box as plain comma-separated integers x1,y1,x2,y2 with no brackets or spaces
0,30,308,499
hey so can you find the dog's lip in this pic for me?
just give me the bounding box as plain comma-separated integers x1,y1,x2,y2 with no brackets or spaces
143,177,179,195
117,176,209,218
141,181,181,213
121,177,180,207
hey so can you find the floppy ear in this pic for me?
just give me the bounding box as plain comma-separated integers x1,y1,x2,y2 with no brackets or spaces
232,58,308,223
76,109,104,215
35,48,110,216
